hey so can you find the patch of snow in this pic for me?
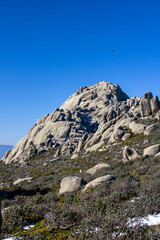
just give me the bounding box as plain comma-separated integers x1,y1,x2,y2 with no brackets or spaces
2,225,35,239
128,213,160,227
129,195,143,203
2,237,22,240
23,224,35,230
112,232,126,239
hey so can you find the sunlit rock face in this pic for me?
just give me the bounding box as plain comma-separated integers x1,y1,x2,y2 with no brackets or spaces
1,81,160,164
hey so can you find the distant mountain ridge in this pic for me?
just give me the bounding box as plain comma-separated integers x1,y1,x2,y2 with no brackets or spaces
0,145,14,159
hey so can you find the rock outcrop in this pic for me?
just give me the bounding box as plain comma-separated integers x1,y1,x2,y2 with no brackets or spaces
123,146,142,162
1,81,160,165
13,177,33,185
59,176,86,195
82,175,115,192
143,144,160,157
129,122,146,135
141,92,160,117
86,163,110,175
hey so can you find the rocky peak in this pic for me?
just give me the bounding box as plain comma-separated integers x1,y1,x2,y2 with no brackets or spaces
1,81,160,164
61,81,129,112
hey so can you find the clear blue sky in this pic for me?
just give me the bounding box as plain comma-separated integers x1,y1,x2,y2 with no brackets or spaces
0,0,160,145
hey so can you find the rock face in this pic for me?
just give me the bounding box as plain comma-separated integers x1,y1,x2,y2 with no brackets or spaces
59,176,85,195
141,92,160,117
1,81,160,165
123,146,142,162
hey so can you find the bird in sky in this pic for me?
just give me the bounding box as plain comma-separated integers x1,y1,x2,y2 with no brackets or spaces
109,49,115,52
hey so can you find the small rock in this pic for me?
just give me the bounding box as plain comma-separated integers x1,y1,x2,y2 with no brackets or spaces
71,153,79,159
83,175,115,192
86,163,110,175
143,139,149,145
59,176,85,195
143,144,160,157
13,177,33,185
123,146,141,162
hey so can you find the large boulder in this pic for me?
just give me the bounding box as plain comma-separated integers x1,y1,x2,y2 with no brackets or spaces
144,92,153,100
82,175,115,192
129,122,146,135
155,152,160,157
76,133,88,153
155,110,160,120
143,144,160,157
108,126,125,143
141,92,160,117
123,146,142,162
150,96,160,115
141,98,152,117
59,176,85,195
86,163,110,175
85,141,105,153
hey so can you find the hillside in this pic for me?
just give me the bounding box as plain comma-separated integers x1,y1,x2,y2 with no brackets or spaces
0,81,160,239
0,145,13,159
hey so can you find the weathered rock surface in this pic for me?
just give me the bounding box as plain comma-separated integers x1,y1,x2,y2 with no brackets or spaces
59,176,85,195
129,122,146,135
82,175,115,192
141,98,152,117
155,110,160,120
85,141,105,153
123,146,142,162
155,152,160,157
1,81,160,165
86,163,110,175
121,133,132,141
150,96,160,115
144,124,157,136
141,92,160,117
13,177,33,185
108,126,125,143
143,144,160,157
71,153,79,159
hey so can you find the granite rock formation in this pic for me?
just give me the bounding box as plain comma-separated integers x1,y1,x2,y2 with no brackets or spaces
1,81,160,164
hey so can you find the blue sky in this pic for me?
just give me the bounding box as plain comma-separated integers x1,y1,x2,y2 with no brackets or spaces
0,0,160,145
